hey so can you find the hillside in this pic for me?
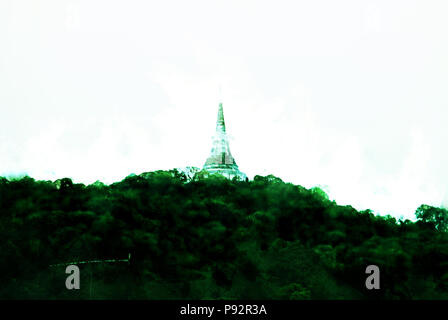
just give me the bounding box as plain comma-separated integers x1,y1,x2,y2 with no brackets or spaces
0,170,447,299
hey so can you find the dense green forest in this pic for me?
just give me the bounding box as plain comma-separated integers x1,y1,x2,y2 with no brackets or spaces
0,170,447,299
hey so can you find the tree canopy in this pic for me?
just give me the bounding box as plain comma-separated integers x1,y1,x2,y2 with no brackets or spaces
0,170,447,299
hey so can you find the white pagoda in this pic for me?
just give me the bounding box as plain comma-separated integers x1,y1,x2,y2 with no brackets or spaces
203,103,247,180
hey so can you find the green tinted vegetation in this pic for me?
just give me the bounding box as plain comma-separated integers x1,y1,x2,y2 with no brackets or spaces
0,170,447,299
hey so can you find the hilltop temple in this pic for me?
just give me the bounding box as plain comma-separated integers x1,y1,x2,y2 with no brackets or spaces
203,102,247,180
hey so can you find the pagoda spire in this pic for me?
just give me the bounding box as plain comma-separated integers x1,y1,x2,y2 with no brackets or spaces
216,102,226,133
203,102,246,180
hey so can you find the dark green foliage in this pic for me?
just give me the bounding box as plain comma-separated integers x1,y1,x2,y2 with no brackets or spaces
0,171,447,299
415,204,448,232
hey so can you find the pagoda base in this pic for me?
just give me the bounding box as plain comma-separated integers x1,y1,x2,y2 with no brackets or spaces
203,165,247,180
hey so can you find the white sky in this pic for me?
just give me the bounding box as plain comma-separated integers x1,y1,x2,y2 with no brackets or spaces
1,0,448,220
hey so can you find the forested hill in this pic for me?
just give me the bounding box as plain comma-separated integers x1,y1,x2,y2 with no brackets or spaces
0,170,447,299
